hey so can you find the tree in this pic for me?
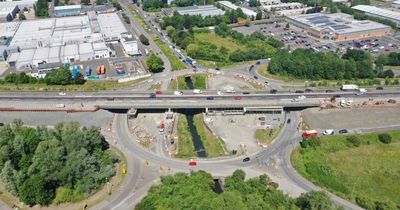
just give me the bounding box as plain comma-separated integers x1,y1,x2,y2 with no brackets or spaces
146,54,164,73
249,0,261,7
382,70,394,78
19,13,26,21
378,133,392,144
44,67,72,85
18,175,55,206
256,10,262,20
139,34,150,46
0,161,18,195
81,0,90,5
296,191,336,210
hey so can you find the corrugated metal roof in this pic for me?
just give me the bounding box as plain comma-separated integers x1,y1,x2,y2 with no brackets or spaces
54,5,81,11
352,5,400,21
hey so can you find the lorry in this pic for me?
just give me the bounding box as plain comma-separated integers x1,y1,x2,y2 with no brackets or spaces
341,84,359,91
96,66,101,75
193,89,202,94
302,130,318,138
115,66,125,75
100,65,106,74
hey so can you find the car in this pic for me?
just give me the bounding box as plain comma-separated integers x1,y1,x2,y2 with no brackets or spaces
59,92,66,96
287,118,291,124
188,161,197,166
264,81,269,85
295,90,305,93
333,94,341,98
376,87,384,90
253,76,258,79
155,90,162,94
0,122,4,126
388,99,396,104
322,129,335,135
338,129,348,134
326,89,335,93
242,157,250,162
149,93,156,98
258,117,265,121
215,68,220,70
243,92,250,95
56,104,65,108
256,61,261,65
270,89,277,94
305,88,313,92
206,96,214,100
217,91,223,95
234,96,242,100
107,97,114,101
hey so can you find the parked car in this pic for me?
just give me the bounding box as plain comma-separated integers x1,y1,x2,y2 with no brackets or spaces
322,129,334,135
376,87,384,90
287,118,291,124
253,76,258,79
338,129,348,134
0,122,4,126
56,104,65,108
242,157,250,162
256,61,261,65
388,99,396,104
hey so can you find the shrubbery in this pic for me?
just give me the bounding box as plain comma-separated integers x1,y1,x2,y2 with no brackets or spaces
300,136,321,148
346,135,361,147
378,133,392,144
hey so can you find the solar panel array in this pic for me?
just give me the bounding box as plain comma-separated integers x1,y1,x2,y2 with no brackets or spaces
305,15,351,31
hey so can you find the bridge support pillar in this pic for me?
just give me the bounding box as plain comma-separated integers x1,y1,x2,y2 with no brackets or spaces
127,108,137,119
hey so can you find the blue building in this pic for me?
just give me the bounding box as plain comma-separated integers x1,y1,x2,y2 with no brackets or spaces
54,5,81,17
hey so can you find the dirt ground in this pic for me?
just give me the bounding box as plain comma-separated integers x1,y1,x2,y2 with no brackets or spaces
207,75,256,91
302,107,400,130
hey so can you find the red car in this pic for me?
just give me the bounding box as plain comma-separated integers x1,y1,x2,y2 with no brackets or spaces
155,90,162,94
189,161,197,166
234,96,242,100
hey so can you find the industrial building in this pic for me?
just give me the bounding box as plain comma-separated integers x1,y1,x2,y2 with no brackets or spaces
0,12,137,70
262,2,311,16
54,5,82,17
174,5,225,17
218,1,257,18
287,13,391,42
275,7,311,16
0,0,36,21
352,5,400,26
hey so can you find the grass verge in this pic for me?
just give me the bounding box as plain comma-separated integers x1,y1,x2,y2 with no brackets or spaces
193,115,226,157
154,39,185,71
291,130,400,207
127,5,148,30
0,78,148,92
255,128,280,144
176,115,197,158
168,74,208,90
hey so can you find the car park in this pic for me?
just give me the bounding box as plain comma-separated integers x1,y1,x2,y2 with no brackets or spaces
242,157,250,162
338,129,348,134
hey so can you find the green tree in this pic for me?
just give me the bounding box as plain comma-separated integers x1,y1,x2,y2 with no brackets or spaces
44,67,72,85
249,0,261,7
211,191,247,210
378,133,392,144
0,160,18,195
139,34,150,45
18,175,55,206
296,191,336,210
81,0,90,5
146,54,164,73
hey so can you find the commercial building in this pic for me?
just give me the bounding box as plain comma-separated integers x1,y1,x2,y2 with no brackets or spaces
352,5,400,26
259,0,281,5
275,7,312,16
262,2,303,11
393,1,400,9
0,0,36,21
1,12,129,70
81,3,115,14
218,1,257,18
174,5,225,17
287,13,391,42
54,5,82,17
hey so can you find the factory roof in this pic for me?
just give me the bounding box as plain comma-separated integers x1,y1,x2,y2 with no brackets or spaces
289,13,391,35
352,5,400,21
0,0,37,9
174,5,225,17
79,43,94,54
218,1,257,17
0,22,20,37
33,47,49,61
54,5,81,11
97,13,128,38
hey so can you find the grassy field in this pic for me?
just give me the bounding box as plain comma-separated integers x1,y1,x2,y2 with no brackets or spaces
127,6,148,30
154,39,186,71
194,32,244,52
193,115,227,157
0,78,148,92
148,82,161,90
168,74,207,90
255,128,280,144
176,115,197,158
291,131,400,208
176,114,226,158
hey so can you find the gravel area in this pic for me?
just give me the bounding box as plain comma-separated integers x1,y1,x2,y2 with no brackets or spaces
302,107,400,130
207,75,255,91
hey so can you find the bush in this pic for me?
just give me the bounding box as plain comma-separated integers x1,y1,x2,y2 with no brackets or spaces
346,135,361,147
139,34,149,46
374,200,397,210
378,133,392,144
355,196,375,210
300,136,321,148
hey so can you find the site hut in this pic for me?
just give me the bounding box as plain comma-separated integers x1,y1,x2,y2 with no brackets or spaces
286,13,392,42
352,5,400,27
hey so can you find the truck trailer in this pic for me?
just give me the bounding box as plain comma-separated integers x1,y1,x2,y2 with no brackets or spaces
341,84,359,91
